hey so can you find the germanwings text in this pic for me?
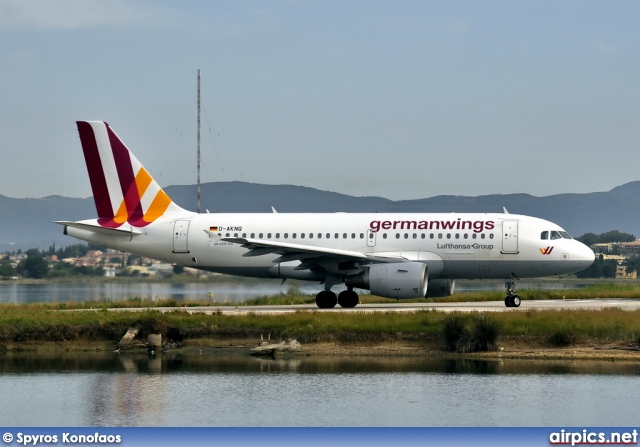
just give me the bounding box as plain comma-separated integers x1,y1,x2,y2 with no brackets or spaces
370,219,495,233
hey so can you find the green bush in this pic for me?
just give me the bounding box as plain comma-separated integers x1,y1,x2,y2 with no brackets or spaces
440,314,502,353
549,331,579,347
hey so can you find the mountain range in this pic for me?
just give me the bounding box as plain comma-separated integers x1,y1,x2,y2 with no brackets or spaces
2,181,639,252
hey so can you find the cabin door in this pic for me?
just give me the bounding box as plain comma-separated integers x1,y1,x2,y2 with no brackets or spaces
173,220,190,253
501,220,519,254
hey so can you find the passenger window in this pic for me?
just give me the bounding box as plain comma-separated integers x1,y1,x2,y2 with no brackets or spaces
455,234,460,239
489,234,494,239
292,233,297,239
242,233,246,238
309,233,313,239
551,231,562,240
343,233,347,239
446,234,451,239
300,233,305,239
258,233,263,238
267,233,271,238
383,234,388,239
463,234,468,239
481,234,485,239
276,233,280,238
421,234,425,239
226,233,230,237
360,233,364,239
541,231,548,240
334,233,339,239
396,233,400,239
284,233,288,239
318,233,322,239
351,233,355,239
430,234,434,239
404,233,409,239
251,233,255,238
472,234,477,239
438,234,443,239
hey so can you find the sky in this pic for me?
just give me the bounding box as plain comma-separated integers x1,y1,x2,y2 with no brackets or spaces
0,0,638,201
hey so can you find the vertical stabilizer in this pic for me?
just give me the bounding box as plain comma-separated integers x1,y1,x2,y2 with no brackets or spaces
76,121,186,228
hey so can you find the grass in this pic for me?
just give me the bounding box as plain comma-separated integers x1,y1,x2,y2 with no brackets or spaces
2,282,640,349
1,301,640,350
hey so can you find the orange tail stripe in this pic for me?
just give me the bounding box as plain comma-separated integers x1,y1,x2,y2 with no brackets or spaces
135,168,153,198
114,201,129,225
143,190,173,223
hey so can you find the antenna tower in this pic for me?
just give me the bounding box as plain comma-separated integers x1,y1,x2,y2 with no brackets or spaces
196,69,201,213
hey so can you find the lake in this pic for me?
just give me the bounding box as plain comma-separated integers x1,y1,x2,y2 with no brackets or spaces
0,352,638,426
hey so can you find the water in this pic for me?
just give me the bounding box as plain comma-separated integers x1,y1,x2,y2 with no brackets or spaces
0,280,591,304
0,352,638,426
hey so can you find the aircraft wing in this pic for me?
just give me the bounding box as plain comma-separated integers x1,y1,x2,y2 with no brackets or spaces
222,237,406,264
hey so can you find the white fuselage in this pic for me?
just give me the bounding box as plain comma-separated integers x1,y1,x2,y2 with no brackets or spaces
65,211,595,282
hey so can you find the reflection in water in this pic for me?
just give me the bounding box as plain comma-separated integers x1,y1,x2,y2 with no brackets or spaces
3,351,640,376
1,351,640,426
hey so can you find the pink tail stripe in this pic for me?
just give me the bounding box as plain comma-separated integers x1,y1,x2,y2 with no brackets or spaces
77,122,114,222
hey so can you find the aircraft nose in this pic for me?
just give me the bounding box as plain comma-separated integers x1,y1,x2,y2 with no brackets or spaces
576,241,595,265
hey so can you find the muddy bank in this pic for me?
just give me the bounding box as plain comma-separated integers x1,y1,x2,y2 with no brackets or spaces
3,336,640,362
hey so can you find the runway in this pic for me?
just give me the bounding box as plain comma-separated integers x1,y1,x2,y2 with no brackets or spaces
132,298,640,315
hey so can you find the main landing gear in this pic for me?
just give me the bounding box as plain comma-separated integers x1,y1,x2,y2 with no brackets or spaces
504,274,521,308
315,288,360,309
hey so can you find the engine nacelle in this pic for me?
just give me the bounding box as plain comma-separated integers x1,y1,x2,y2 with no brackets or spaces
346,262,428,299
426,279,455,297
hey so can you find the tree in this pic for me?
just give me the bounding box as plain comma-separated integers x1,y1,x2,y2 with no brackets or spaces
0,263,16,277
576,254,618,278
576,230,636,245
17,257,49,279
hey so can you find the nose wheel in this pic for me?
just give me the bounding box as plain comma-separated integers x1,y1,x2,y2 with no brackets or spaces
504,274,521,308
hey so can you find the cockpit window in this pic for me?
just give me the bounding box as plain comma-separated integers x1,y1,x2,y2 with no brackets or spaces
541,231,549,240
550,231,562,240
559,231,572,239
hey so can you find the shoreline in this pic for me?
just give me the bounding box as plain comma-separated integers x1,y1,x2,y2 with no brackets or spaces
4,337,640,362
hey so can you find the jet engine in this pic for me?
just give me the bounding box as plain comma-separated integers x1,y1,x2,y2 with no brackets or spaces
346,262,428,299
426,279,455,297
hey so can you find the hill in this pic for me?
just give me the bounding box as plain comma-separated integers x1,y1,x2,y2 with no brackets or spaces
1,181,639,251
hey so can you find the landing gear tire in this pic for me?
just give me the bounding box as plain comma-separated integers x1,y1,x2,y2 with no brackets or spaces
504,295,521,308
338,290,359,308
316,290,338,309
504,274,521,308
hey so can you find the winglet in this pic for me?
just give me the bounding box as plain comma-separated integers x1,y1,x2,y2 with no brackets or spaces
76,121,186,228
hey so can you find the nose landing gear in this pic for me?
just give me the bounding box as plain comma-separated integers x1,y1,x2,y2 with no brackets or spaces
504,274,521,308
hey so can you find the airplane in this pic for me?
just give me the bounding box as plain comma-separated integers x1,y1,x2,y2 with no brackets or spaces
57,121,595,308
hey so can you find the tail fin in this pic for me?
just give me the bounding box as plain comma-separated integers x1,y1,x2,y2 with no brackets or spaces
76,121,186,228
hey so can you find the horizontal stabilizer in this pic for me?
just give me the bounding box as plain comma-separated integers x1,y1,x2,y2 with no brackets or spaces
55,221,142,236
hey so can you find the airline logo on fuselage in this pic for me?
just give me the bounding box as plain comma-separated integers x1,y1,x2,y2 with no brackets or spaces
370,219,495,233
540,246,554,255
